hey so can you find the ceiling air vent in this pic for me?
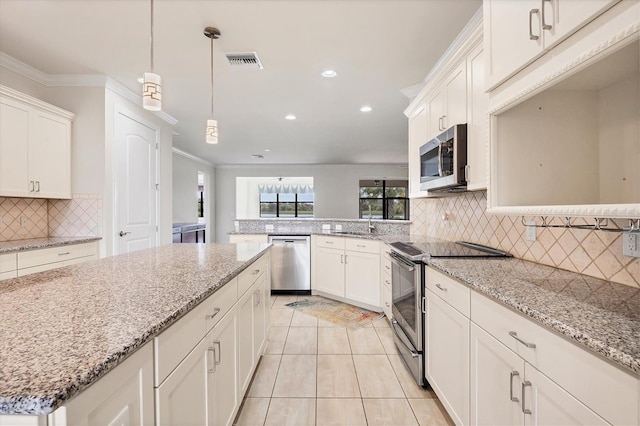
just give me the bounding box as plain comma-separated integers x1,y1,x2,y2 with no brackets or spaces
225,52,264,69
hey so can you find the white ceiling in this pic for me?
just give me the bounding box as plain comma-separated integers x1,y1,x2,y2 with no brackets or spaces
0,0,481,166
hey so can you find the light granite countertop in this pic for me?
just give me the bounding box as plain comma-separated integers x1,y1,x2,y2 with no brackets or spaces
0,242,271,416
0,236,102,254
428,257,640,376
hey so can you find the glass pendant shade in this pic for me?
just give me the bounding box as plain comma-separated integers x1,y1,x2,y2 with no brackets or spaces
206,119,218,144
143,72,162,111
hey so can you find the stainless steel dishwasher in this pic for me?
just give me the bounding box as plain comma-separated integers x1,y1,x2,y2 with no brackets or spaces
268,235,311,294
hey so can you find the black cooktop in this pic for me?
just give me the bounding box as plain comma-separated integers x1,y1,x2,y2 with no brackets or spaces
389,241,511,262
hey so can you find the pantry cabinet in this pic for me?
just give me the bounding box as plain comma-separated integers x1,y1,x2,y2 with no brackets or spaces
484,0,618,90
0,86,73,199
312,236,382,311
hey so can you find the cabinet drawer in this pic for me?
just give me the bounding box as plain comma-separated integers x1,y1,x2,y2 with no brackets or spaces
17,242,97,269
0,253,16,273
345,238,379,254
314,236,345,250
238,254,268,296
229,234,268,244
155,278,238,386
471,291,639,426
426,267,470,317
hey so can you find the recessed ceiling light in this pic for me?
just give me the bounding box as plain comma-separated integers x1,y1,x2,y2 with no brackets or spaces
264,149,271,152
285,114,296,120
321,70,337,78
360,105,372,112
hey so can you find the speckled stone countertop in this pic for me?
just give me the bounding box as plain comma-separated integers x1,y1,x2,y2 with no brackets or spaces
0,243,270,415
0,236,101,254
428,257,640,375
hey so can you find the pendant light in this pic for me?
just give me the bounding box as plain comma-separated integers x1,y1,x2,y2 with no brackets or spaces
204,27,221,144
143,0,162,111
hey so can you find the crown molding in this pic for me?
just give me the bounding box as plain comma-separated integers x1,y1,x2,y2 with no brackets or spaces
1,52,178,126
172,148,215,167
0,84,76,120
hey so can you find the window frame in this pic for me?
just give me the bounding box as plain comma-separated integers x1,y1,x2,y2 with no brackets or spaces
359,179,409,220
259,193,314,218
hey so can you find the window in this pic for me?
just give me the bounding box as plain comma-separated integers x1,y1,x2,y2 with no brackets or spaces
359,179,409,220
260,192,314,218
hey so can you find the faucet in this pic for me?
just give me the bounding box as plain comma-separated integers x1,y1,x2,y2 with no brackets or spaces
368,205,375,234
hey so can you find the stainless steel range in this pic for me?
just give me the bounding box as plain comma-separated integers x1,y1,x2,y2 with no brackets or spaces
388,240,511,387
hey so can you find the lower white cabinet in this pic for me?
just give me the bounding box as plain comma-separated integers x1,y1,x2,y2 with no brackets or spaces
56,342,154,426
156,308,238,426
312,236,381,310
238,271,268,396
425,287,470,426
470,324,607,426
228,234,269,244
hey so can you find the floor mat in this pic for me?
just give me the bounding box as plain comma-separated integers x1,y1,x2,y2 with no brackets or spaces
285,296,384,329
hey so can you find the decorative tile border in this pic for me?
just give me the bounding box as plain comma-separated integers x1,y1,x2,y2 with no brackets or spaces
410,191,639,288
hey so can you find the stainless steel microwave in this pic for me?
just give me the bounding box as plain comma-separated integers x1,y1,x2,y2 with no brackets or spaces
419,124,467,192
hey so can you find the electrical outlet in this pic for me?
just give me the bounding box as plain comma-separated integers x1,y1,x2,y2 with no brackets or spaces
334,224,342,231
623,230,640,258
525,221,536,241
20,215,29,228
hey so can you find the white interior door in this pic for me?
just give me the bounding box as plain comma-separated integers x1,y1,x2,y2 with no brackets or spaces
115,112,157,255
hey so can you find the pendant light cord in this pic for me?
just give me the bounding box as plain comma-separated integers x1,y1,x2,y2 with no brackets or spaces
210,35,214,116
150,0,154,72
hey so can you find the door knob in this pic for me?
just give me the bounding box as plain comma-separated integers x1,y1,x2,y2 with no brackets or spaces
119,231,131,237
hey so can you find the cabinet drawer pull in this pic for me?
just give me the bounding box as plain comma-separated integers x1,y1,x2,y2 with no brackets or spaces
541,0,552,30
435,283,447,292
529,9,540,40
325,240,333,244
251,269,260,275
29,181,35,192
384,265,390,270
509,331,536,348
510,371,520,403
213,341,221,366
384,279,390,285
207,347,216,373
385,302,390,307
521,381,532,414
57,252,70,256
205,307,221,320
356,244,365,248
35,181,40,192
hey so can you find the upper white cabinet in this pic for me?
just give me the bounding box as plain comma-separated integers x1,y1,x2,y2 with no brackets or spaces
405,12,485,198
484,0,619,90
0,85,74,199
486,1,640,218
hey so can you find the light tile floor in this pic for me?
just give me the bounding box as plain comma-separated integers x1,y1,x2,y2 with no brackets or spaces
234,295,454,426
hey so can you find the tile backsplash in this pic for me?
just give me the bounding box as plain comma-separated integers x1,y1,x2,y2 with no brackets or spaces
0,195,102,242
410,191,639,288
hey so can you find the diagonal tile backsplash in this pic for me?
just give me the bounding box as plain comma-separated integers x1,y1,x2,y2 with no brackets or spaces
0,195,102,242
410,191,639,288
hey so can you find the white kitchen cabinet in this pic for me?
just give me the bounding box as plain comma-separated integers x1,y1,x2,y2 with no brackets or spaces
484,0,618,90
208,308,239,426
15,241,98,277
229,234,269,244
58,343,154,426
471,290,639,425
381,250,392,319
425,286,470,426
0,86,73,199
407,103,428,197
0,253,17,281
312,236,381,310
238,267,269,396
426,62,467,140
465,43,488,191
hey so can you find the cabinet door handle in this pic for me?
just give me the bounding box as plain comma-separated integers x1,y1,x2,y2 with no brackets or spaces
35,181,40,192
510,371,520,402
464,164,470,182
207,347,216,373
213,341,221,366
205,307,221,320
441,115,447,129
521,381,532,414
421,296,426,314
29,181,35,192
541,0,552,30
529,9,540,40
340,254,344,264
344,255,347,264
435,283,447,292
251,269,260,275
509,331,536,348
57,252,70,256
385,302,390,307
438,116,443,131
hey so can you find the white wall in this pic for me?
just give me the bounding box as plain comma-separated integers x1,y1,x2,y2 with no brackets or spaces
215,164,407,242
172,152,216,240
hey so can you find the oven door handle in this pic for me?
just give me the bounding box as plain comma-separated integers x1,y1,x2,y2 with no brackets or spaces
391,319,420,358
389,251,415,272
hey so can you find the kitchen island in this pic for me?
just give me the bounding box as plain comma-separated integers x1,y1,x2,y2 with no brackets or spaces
0,242,271,421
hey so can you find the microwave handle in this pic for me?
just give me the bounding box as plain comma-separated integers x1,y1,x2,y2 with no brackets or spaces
437,143,443,177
